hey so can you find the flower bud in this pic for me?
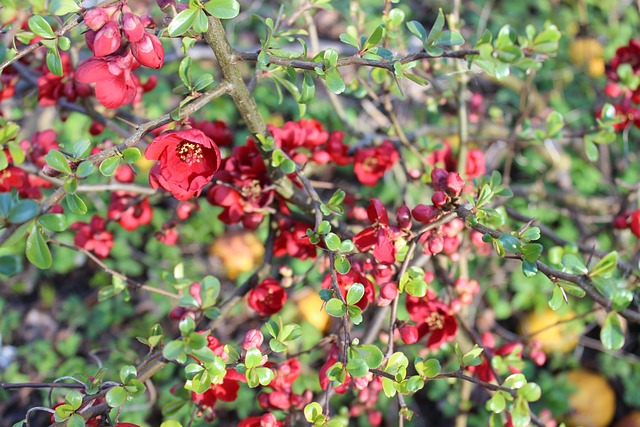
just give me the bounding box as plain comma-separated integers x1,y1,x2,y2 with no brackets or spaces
395,204,412,229
399,323,419,344
411,204,439,224
92,21,121,57
84,8,109,31
242,329,264,350
123,13,145,42
431,190,449,207
131,33,164,69
446,172,465,197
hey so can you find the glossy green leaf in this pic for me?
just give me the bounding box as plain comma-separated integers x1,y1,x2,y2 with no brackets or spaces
589,251,618,278
105,386,127,407
245,347,263,369
0,254,22,277
325,68,345,94
192,9,209,33
346,283,364,306
324,232,341,251
325,298,346,317
46,48,63,76
28,15,55,38
498,233,521,253
518,382,541,402
601,312,625,350
99,157,120,176
75,161,96,178
67,414,85,427
334,254,350,274
168,8,197,37
435,30,464,46
304,402,324,423
204,0,240,19
8,199,39,223
346,358,369,378
406,20,427,41
65,193,87,215
45,150,72,175
548,285,564,310
26,226,52,269
36,212,65,232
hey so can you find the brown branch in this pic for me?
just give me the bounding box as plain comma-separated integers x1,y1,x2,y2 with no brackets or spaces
456,206,640,323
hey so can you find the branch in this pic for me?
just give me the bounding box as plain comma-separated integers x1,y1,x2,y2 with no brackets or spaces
456,206,640,323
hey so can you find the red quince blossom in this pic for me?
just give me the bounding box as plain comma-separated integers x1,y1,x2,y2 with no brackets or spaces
273,218,317,260
353,198,399,265
630,210,640,238
258,358,312,411
247,278,287,317
20,129,60,168
155,227,178,245
107,191,153,231
238,413,283,427
322,265,375,310
92,21,122,57
37,53,90,106
207,139,273,229
406,290,458,349
122,13,145,42
192,369,245,422
0,166,27,194
146,128,221,200
242,329,264,350
71,215,114,259
75,51,140,109
268,119,330,164
326,131,353,165
130,33,164,69
353,140,399,186
607,39,640,81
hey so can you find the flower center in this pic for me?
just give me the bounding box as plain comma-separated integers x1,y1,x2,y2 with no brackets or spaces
363,157,379,170
177,141,203,165
241,179,262,200
426,311,445,330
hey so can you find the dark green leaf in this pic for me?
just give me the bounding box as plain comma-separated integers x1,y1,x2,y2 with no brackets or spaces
67,414,85,427
406,20,427,41
334,254,350,274
425,9,444,45
346,283,364,306
363,25,384,51
498,233,521,253
75,161,96,178
435,30,464,46
601,312,625,350
38,213,67,232
45,150,72,175
589,251,618,278
72,138,91,158
346,358,369,378
0,254,22,277
8,199,39,224
65,193,87,215
26,226,52,269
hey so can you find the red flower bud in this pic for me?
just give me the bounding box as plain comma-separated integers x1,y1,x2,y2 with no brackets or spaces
131,33,164,69
431,190,449,207
84,8,110,31
613,213,629,229
92,21,121,57
630,210,640,238
395,204,412,229
399,323,419,344
427,234,444,255
446,172,465,197
411,204,440,224
122,13,145,42
242,329,264,350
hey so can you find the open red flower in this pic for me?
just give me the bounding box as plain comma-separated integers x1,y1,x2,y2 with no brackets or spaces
406,291,458,349
107,191,153,231
75,51,140,109
353,198,398,264
353,140,399,186
146,128,221,200
247,278,287,317
238,413,283,427
71,215,114,259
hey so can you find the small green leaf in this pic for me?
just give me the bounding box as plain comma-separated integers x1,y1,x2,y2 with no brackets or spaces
245,347,263,369
65,390,83,410
75,161,96,178
346,358,369,378
122,147,142,163
339,33,360,49
26,226,52,269
106,386,127,407
58,36,71,51
45,150,72,175
600,312,625,350
334,254,350,274
511,396,531,427
363,25,384,51
415,358,440,378
204,0,240,19
304,402,324,423
8,199,39,224
49,0,81,15
120,365,137,384
192,9,209,33
72,138,91,158
163,340,185,361
435,30,464,46
99,157,120,176
486,392,506,413
425,9,444,45
346,283,364,306
65,193,87,215
324,232,341,251
67,414,85,427
0,255,22,277
8,141,25,165
168,8,197,37
46,48,63,76
498,233,521,253
589,251,618,278
325,68,345,94
28,15,55,38
518,382,541,402
406,20,427,41
0,151,7,171
548,286,564,311
325,298,346,317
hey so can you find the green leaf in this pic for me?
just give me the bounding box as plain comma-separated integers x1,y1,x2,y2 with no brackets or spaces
122,148,141,163
561,254,588,275
405,279,427,297
323,48,339,67
415,358,440,378
193,73,214,91
600,312,625,350
486,391,506,413
548,285,564,311
254,366,274,386
28,15,55,38
425,9,444,45
75,161,96,178
99,157,120,176
192,9,208,33
67,414,85,427
8,141,25,165
46,48,63,77
204,0,240,19
65,390,83,410
324,232,341,251
325,68,345,94
8,199,39,224
334,254,350,274
0,254,22,277
304,402,324,423
120,365,137,384
245,347,263,369
511,396,531,427
346,283,364,306
363,25,384,51
72,138,91,158
546,111,564,137
584,139,599,162
521,243,542,262
589,251,618,278
611,289,633,311
168,8,197,37
518,382,541,402
163,340,185,360
106,386,127,407
58,36,71,51
339,240,354,253
346,358,369,378
406,20,427,41
26,226,52,269
462,345,484,367
0,151,7,171
49,0,81,15
503,373,526,389
45,150,72,175
65,193,87,215
435,30,464,46
498,233,521,253
354,344,383,369
325,298,346,317
299,72,315,104
339,33,360,49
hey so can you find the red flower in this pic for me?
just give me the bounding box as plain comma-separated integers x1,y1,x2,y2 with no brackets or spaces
238,413,283,427
130,33,164,69
268,119,329,164
71,215,114,259
107,191,153,231
91,21,121,57
273,218,317,260
146,128,221,200
406,291,458,349
75,51,140,109
630,210,640,238
190,119,234,146
247,278,287,317
353,199,398,264
122,13,145,42
353,140,399,186
326,131,353,165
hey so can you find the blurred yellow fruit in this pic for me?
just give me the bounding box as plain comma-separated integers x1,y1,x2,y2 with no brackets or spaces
565,369,616,427
209,232,264,280
614,411,640,427
520,308,582,353
294,289,330,332
569,37,605,77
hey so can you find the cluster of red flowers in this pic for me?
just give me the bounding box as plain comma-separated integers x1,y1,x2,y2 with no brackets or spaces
38,52,92,107
76,3,163,108
247,278,288,317
603,39,640,130
258,358,312,411
71,215,114,259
